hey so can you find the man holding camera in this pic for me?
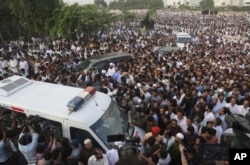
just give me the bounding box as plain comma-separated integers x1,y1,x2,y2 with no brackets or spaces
18,125,38,165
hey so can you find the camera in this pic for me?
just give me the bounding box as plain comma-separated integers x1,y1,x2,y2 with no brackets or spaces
42,123,57,137
107,134,141,155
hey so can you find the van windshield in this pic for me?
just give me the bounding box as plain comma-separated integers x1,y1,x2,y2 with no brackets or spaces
177,37,192,43
90,101,127,148
78,59,91,70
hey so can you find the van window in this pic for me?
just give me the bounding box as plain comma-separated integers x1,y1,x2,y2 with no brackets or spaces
94,60,109,71
38,116,63,140
78,59,91,70
110,56,132,64
90,102,128,148
0,108,25,129
0,108,63,140
70,127,104,150
177,37,192,43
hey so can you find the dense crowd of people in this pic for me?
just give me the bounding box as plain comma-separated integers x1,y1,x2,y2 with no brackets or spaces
0,10,250,165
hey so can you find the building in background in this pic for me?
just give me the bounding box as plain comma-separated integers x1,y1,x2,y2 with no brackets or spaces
163,0,201,7
64,0,250,7
163,0,250,7
64,0,113,5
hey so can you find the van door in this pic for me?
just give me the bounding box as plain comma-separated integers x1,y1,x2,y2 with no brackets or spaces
65,121,109,152
27,111,64,138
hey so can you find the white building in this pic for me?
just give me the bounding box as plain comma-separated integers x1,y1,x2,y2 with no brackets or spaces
242,0,250,5
163,0,200,7
64,0,113,5
163,0,250,7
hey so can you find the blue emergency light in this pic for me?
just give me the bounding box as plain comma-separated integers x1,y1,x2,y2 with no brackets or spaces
67,96,84,111
67,86,96,111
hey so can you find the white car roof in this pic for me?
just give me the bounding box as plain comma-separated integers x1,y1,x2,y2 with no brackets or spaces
0,76,110,126
176,32,191,37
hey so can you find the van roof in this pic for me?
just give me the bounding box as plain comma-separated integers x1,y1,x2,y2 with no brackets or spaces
176,32,191,37
88,52,132,61
78,52,133,71
0,76,111,126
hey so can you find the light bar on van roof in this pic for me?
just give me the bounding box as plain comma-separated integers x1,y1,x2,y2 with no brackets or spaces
67,87,96,112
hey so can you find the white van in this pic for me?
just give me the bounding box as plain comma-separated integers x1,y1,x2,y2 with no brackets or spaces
175,32,192,48
0,75,145,151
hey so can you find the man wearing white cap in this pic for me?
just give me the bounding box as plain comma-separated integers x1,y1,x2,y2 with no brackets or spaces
168,132,185,165
106,63,115,77
78,139,94,165
106,141,122,165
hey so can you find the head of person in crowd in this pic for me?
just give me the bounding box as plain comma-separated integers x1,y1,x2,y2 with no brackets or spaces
59,137,72,162
214,117,222,127
205,128,217,143
186,147,199,164
149,154,159,165
187,126,195,137
83,138,93,151
19,133,32,145
151,126,161,137
93,147,104,160
230,97,237,106
195,136,206,147
38,151,52,165
218,106,231,116
218,93,225,103
146,116,155,131
51,149,62,164
176,108,185,120
198,96,206,106
175,132,184,143
70,139,80,149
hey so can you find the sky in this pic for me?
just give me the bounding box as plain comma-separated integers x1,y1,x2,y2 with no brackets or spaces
63,0,113,5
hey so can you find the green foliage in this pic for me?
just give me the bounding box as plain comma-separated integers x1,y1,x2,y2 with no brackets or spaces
146,9,157,21
215,6,250,12
178,5,192,11
7,0,63,39
50,4,115,39
94,0,108,8
121,10,136,22
0,0,115,40
0,0,19,41
227,6,250,12
109,0,164,10
199,0,214,10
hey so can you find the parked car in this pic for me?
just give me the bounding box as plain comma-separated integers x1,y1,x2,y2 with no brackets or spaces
77,52,133,72
158,46,179,56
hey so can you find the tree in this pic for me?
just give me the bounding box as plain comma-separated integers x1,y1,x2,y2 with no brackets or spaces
94,0,108,8
0,0,20,41
50,4,115,39
199,0,214,10
109,0,164,10
121,10,136,22
7,0,63,39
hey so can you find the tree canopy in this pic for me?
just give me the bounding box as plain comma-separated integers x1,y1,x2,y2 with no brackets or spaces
50,4,115,39
7,0,63,39
94,0,108,8
199,0,214,10
109,0,164,10
0,0,115,41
